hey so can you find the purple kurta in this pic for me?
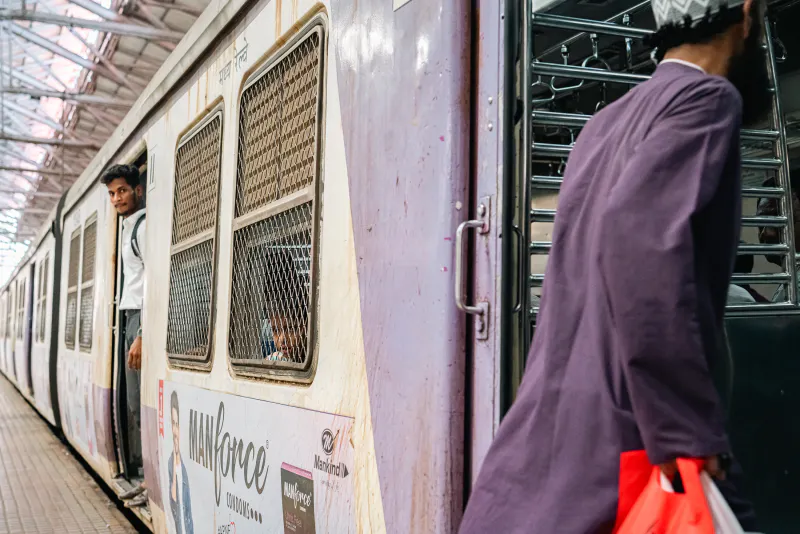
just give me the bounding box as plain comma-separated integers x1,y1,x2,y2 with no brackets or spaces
460,63,752,533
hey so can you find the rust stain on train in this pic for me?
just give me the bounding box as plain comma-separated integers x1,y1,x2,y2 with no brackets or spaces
275,0,282,37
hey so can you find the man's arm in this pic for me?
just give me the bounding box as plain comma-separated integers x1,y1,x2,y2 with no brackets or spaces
598,80,742,465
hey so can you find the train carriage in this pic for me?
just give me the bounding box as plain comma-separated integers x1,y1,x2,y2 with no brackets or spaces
0,0,799,532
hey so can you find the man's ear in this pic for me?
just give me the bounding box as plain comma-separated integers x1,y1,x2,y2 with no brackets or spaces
741,0,758,40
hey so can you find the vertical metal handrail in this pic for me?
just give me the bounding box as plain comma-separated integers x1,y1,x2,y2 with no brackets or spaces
521,0,533,353
766,19,798,305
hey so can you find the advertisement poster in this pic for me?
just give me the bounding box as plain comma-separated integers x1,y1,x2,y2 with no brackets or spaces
159,381,356,534
59,357,96,456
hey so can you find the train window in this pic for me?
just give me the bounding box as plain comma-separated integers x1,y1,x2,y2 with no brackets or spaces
165,111,223,363
79,216,97,352
36,256,48,343
228,24,324,375
16,279,25,339
65,227,81,349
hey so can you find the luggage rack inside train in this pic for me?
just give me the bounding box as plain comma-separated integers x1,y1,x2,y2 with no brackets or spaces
514,0,800,351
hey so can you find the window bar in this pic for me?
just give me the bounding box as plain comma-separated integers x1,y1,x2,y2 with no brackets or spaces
766,18,798,305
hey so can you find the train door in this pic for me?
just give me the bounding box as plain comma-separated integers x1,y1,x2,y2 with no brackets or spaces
496,1,800,531
462,0,508,488
110,150,148,487
23,262,34,394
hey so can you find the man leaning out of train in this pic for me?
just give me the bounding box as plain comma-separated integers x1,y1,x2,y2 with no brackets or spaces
102,163,148,507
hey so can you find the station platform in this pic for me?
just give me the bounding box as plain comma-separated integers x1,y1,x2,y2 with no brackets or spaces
0,376,139,534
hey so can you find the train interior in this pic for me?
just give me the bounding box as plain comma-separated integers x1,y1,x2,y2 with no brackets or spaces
112,149,148,493
511,0,800,531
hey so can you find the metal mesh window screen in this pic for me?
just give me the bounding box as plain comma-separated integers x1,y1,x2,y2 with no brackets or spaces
65,229,81,349
166,241,214,358
81,221,96,284
67,230,81,289
79,289,94,351
36,257,48,343
229,202,313,365
79,219,97,352
16,281,25,339
65,292,77,348
172,116,222,244
235,30,322,217
166,113,222,362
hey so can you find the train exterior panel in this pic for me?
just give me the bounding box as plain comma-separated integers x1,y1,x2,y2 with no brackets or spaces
29,234,57,425
7,0,797,532
138,1,470,532
0,0,474,531
56,188,117,479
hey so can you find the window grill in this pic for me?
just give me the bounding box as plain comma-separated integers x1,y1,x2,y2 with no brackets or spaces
65,228,81,349
36,256,48,343
166,113,222,362
16,280,25,339
518,8,796,351
229,24,324,373
79,218,97,352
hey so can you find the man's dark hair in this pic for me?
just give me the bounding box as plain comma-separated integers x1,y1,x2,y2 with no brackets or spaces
647,4,748,61
171,390,179,423
101,163,141,187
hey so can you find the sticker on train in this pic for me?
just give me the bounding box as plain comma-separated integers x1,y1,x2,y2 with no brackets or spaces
158,381,355,533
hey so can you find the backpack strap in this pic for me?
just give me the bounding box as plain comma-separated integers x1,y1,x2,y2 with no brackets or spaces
131,212,146,260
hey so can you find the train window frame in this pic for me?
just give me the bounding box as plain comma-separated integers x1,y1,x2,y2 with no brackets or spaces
16,278,25,340
227,18,327,381
164,103,224,369
36,255,49,343
65,226,82,349
79,214,98,353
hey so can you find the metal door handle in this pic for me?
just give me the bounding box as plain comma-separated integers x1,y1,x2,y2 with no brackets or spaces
455,202,490,339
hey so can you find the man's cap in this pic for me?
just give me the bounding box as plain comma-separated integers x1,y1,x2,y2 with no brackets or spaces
651,0,745,29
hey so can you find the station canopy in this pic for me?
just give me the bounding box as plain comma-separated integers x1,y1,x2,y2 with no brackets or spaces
0,0,210,284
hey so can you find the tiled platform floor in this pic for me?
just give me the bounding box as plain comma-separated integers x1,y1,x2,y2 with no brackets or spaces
0,375,138,533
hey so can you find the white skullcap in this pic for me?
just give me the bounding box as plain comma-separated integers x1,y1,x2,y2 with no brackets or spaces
651,0,746,29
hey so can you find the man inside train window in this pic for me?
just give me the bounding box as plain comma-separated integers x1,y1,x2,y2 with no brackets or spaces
168,391,194,534
101,163,148,505
260,248,308,363
757,174,800,302
460,1,770,533
727,244,770,304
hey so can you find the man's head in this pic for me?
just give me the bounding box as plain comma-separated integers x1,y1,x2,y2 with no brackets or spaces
102,164,143,217
171,390,180,453
649,0,771,127
757,175,800,266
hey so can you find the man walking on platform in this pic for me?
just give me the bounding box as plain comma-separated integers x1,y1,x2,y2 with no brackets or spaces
102,163,148,507
460,0,771,532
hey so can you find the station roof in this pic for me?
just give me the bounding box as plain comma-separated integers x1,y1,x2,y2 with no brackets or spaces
0,0,209,284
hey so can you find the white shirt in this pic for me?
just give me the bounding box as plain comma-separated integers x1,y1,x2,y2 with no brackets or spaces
120,209,146,310
659,58,707,74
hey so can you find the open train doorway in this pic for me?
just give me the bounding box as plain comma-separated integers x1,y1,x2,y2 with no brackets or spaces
108,150,149,507
500,1,800,531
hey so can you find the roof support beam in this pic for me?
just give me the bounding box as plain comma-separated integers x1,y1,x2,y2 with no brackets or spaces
65,0,126,22
140,0,203,16
8,24,129,88
2,100,66,133
0,189,61,198
0,86,134,108
0,132,100,149
1,64,55,92
0,165,78,177
0,10,184,41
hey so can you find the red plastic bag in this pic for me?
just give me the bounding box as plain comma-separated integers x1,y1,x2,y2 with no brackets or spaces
615,458,715,534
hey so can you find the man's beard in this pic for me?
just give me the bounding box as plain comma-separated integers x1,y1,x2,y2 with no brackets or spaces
727,20,772,127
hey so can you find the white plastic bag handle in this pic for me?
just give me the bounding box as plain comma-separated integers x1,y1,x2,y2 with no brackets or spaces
659,471,756,534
